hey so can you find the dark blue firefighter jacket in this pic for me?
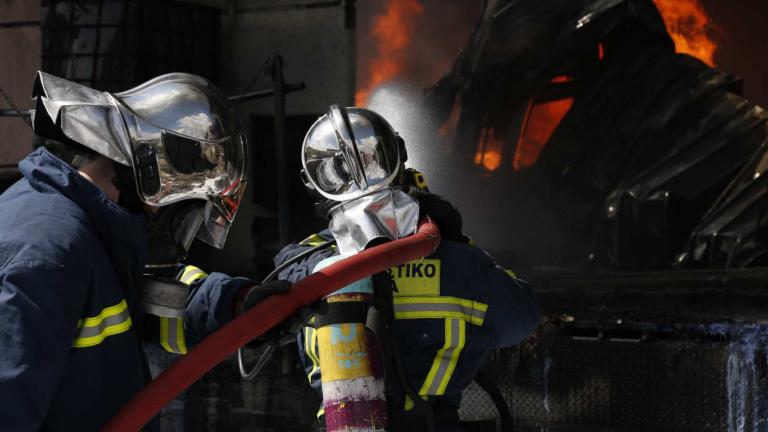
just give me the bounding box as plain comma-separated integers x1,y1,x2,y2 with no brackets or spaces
276,229,541,415
0,148,251,431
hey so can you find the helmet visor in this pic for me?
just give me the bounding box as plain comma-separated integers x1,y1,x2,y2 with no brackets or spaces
195,174,246,249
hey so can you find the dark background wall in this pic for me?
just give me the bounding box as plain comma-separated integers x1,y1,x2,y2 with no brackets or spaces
701,0,768,109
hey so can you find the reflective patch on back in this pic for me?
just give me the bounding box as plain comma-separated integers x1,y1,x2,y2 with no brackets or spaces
389,259,441,296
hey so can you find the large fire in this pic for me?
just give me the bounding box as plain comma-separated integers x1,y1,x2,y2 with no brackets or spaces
472,0,721,173
653,0,718,66
473,77,575,173
359,0,720,173
356,0,424,106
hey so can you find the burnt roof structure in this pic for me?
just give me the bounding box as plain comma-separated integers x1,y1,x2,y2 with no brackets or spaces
424,0,768,271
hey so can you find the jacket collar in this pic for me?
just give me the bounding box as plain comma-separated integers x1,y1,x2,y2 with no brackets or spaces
18,147,148,262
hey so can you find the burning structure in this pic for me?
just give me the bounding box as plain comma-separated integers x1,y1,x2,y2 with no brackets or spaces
382,0,768,430
417,0,767,272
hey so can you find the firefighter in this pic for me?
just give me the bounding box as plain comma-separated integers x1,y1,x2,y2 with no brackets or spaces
0,72,288,431
275,105,541,431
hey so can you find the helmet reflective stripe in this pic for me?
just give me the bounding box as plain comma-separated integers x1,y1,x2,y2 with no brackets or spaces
328,105,369,190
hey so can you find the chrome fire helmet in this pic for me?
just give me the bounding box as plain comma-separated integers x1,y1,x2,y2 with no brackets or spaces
301,105,406,202
31,71,246,249
301,105,419,254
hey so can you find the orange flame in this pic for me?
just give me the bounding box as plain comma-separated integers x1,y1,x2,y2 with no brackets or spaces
474,128,504,172
356,0,424,106
472,97,574,173
653,0,718,66
513,98,574,170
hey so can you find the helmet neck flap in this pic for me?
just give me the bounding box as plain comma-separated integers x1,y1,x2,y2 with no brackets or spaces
302,105,418,254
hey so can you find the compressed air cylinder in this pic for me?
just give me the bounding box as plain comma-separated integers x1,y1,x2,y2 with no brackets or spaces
313,255,387,431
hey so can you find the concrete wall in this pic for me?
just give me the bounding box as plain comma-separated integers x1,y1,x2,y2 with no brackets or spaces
220,0,355,113
0,0,40,168
0,0,354,275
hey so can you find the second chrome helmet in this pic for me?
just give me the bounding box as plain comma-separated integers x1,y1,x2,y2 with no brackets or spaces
301,105,406,202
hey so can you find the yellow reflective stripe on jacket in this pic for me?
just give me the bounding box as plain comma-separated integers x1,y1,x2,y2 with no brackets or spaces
404,394,416,411
160,316,188,354
299,233,329,247
304,327,321,383
390,259,441,296
72,299,132,348
418,317,466,396
393,296,488,326
180,265,208,285
305,324,324,419
158,265,208,354
304,295,482,410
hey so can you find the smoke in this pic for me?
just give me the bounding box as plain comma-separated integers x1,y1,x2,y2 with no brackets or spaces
355,0,424,106
366,82,440,173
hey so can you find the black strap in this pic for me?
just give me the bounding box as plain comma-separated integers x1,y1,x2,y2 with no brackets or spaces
474,369,514,431
315,301,367,327
370,271,436,432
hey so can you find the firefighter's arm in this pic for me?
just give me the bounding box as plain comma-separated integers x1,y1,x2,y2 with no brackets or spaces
273,231,337,283
483,264,541,348
182,267,291,347
0,262,85,430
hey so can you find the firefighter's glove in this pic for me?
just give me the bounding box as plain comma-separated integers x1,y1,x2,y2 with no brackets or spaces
236,280,292,316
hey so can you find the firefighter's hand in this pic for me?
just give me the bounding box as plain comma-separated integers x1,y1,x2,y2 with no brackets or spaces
236,280,292,315
415,191,470,243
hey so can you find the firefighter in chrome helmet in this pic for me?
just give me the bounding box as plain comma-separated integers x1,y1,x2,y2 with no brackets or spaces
300,104,417,254
0,72,287,430
277,105,541,431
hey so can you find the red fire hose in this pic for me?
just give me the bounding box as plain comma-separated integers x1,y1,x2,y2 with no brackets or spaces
102,219,440,432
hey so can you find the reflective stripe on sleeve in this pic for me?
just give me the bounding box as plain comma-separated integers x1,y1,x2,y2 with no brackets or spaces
418,317,466,396
157,266,207,354
160,316,188,354
393,296,488,326
300,233,329,247
180,265,208,285
72,299,132,348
